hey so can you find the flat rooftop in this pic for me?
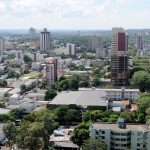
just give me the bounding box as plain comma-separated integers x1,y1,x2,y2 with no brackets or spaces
91,123,150,132
50,90,107,107
79,88,140,92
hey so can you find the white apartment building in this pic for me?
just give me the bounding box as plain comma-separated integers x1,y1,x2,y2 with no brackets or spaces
79,88,140,103
90,119,150,150
105,88,140,103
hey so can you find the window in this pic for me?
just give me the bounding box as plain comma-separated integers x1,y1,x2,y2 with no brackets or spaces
137,133,142,136
121,133,127,136
102,131,105,134
102,136,105,139
137,143,141,147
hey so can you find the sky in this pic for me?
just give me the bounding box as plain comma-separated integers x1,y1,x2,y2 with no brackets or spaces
0,0,149,30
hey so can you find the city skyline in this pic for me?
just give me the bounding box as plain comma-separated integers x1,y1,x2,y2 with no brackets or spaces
0,0,149,29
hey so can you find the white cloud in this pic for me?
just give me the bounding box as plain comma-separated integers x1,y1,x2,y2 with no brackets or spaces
0,0,149,29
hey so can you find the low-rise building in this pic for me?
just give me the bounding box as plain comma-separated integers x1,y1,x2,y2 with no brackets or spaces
79,88,140,103
50,90,109,109
50,127,80,150
90,118,150,150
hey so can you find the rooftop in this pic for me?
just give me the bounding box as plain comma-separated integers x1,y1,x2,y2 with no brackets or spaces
91,123,150,132
50,90,108,107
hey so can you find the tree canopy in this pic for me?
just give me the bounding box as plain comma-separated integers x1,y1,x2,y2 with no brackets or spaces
81,139,107,150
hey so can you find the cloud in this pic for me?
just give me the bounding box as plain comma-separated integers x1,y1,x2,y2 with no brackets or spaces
0,0,149,29
0,0,119,18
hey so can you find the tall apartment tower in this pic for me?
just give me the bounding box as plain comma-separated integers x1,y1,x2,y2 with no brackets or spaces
88,36,101,52
0,38,4,55
40,28,51,51
111,27,128,86
29,27,36,37
46,58,57,87
136,33,143,50
66,43,76,57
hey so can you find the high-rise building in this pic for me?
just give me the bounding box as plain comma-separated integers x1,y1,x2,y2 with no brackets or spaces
136,33,143,50
96,47,106,59
29,27,36,37
90,119,150,150
40,28,51,51
0,38,4,55
111,27,129,86
66,43,76,57
46,58,57,87
88,36,102,52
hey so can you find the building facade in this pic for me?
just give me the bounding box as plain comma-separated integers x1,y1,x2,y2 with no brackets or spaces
88,36,102,52
29,27,36,37
96,47,106,59
66,43,76,57
90,120,150,150
136,33,143,50
111,27,129,86
0,38,4,55
46,58,58,87
40,28,51,51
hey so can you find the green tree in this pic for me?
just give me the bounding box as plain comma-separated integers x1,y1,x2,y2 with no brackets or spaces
81,139,107,150
44,89,57,101
54,106,82,125
71,122,89,146
92,77,101,87
108,114,118,122
120,111,133,123
20,84,27,92
16,109,58,150
131,71,150,92
9,108,25,120
0,80,7,87
79,81,89,87
83,110,105,122
2,121,17,150
68,78,79,90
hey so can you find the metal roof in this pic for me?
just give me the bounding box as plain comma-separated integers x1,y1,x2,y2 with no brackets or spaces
50,90,107,107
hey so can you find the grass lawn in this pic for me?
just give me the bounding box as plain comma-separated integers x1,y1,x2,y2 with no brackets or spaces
23,71,41,78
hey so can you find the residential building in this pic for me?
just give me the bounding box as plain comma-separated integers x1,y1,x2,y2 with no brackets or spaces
30,40,40,49
66,43,76,57
21,63,29,73
50,127,80,150
90,118,150,150
79,88,140,103
46,63,55,87
111,27,129,86
0,38,4,55
40,28,51,51
136,33,143,50
29,27,36,37
88,36,102,52
96,47,106,59
46,58,57,87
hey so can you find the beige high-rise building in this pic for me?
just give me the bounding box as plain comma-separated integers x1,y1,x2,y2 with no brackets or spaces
46,58,58,87
111,27,129,86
